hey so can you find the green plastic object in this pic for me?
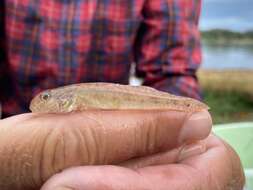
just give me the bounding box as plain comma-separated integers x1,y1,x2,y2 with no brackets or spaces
213,122,253,189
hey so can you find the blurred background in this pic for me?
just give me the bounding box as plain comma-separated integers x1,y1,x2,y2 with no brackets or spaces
199,2,253,187
199,0,253,124
130,0,253,124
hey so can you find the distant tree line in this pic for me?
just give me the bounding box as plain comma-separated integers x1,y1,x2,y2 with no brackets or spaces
201,29,253,45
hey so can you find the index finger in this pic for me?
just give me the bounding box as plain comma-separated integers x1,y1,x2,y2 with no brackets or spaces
0,109,212,189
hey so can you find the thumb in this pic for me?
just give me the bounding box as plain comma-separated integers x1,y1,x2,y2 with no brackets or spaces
0,110,211,189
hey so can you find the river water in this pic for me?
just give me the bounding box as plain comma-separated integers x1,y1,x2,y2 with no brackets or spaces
202,44,253,69
130,43,253,85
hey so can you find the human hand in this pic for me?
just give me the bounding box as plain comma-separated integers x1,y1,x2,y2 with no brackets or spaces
0,110,244,189
42,134,245,190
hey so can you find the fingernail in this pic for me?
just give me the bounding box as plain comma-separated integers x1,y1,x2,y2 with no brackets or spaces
178,110,212,144
178,141,206,161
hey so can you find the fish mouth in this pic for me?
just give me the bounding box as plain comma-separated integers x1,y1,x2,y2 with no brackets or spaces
29,95,45,113
29,99,40,113
29,97,36,112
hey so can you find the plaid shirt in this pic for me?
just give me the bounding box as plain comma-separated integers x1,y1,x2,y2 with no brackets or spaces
0,0,202,118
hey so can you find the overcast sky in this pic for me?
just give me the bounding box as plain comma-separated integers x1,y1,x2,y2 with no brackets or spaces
200,0,253,31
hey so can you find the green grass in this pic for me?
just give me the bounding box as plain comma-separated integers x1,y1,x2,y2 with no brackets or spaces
198,70,253,124
203,89,253,124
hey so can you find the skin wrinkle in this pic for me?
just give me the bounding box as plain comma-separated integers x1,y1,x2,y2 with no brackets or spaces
69,110,190,166
130,119,138,164
144,119,151,155
71,124,88,165
78,113,106,164
147,116,159,154
52,129,59,174
85,123,95,164
142,120,150,154
136,120,142,159
52,127,65,175
26,122,42,188
38,119,68,184
90,120,100,164
147,117,157,154
78,122,93,165
67,125,84,165
22,159,34,188
153,116,159,154
71,123,86,163
98,116,107,164
62,126,66,174
21,120,44,188
132,119,139,157
69,115,90,165
21,139,37,189
140,146,180,168
126,112,156,162
40,125,59,182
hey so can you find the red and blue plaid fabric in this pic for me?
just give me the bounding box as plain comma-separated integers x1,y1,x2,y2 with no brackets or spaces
0,0,202,117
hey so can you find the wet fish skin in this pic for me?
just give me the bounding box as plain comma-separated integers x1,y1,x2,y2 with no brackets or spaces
29,83,209,113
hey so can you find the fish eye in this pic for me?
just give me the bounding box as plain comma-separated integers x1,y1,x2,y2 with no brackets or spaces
40,92,51,101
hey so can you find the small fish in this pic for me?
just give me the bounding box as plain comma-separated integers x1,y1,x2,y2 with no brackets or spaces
30,83,209,113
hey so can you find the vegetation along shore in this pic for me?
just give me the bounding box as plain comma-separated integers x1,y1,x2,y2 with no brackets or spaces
198,70,253,124
201,29,253,45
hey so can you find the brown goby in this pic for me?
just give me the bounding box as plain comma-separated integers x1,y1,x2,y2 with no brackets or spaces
30,83,208,113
